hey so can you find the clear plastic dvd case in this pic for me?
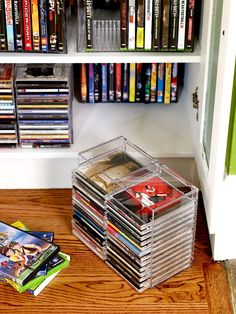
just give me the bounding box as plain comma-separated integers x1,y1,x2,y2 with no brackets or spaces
15,64,73,148
72,136,198,292
77,0,120,52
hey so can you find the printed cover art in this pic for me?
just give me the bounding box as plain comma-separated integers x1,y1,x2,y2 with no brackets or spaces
113,177,183,224
0,221,59,285
15,64,70,81
78,151,142,194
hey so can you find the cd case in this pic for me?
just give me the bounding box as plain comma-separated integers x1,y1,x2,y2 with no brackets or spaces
72,136,198,292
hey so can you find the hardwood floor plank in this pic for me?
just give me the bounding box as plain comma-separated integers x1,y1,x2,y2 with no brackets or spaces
0,189,229,313
203,263,233,314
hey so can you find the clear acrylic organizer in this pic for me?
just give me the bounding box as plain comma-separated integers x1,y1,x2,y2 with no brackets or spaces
72,136,198,292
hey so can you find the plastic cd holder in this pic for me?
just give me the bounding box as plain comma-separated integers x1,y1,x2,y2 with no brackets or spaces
0,64,18,148
15,64,73,148
72,136,198,292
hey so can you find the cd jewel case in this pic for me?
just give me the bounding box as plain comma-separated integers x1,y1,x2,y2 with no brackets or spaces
72,136,198,292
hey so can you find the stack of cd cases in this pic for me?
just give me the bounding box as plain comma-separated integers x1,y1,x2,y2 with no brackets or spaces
72,136,198,292
15,64,73,148
0,64,18,148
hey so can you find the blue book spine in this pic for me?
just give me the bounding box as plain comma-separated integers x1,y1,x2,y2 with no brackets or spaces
157,63,164,103
88,63,95,103
40,0,48,52
122,63,129,102
4,0,15,51
101,64,108,103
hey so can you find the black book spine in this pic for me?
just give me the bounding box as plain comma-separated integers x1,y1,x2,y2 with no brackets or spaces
56,0,64,51
169,0,179,51
0,0,6,50
13,0,23,51
85,0,93,50
185,0,195,51
94,63,100,102
136,63,143,102
49,0,57,51
120,0,127,50
161,0,170,51
152,0,161,51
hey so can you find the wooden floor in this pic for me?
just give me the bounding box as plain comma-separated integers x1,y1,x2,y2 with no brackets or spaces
0,189,233,314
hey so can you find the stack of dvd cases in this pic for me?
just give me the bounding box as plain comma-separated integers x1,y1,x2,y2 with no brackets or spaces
0,64,18,148
0,0,67,53
15,64,73,148
72,136,155,260
78,0,197,52
72,136,198,292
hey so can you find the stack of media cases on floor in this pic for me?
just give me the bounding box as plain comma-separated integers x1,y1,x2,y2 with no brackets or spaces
72,136,198,292
15,64,73,148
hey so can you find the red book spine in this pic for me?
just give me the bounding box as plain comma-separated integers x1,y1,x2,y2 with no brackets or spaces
116,63,122,102
22,0,32,51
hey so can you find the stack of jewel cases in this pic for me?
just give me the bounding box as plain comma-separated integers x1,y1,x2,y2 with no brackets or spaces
72,136,198,292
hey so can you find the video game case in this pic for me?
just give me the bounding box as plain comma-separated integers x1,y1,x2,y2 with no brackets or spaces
185,0,195,51
136,0,145,50
116,63,122,102
80,64,87,102
164,63,172,104
171,63,178,102
49,0,57,51
152,0,162,51
150,63,157,103
88,63,94,103
136,63,143,102
22,0,32,51
101,63,108,103
177,0,187,51
144,63,151,103
169,0,179,51
31,0,40,51
129,63,135,102
109,63,115,102
161,0,170,51
122,63,129,102
144,0,153,51
39,0,48,52
85,0,93,50
120,0,127,50
4,0,15,51
94,63,100,102
13,0,23,51
56,0,64,51
128,0,135,50
0,0,7,50
157,63,164,103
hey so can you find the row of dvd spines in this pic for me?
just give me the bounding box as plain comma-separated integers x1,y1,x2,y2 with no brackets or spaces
0,0,67,53
78,0,196,52
79,63,179,104
71,136,198,292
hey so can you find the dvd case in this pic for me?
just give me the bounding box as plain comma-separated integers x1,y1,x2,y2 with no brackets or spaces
72,136,198,292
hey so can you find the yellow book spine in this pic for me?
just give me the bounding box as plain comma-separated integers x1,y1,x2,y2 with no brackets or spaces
164,63,172,104
129,63,136,102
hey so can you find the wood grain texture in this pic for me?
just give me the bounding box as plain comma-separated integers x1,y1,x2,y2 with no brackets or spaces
0,189,231,313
